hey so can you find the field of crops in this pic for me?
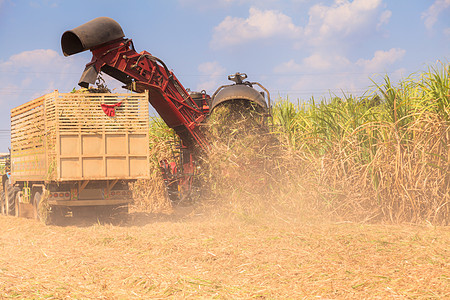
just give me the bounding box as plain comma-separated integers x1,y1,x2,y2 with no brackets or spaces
136,63,449,225
271,64,449,224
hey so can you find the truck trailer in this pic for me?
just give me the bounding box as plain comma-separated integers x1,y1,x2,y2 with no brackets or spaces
2,90,149,223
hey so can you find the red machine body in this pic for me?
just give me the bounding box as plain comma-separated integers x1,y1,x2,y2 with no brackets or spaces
61,17,269,202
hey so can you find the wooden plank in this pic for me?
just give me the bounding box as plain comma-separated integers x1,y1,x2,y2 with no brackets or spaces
11,92,53,182
11,95,45,118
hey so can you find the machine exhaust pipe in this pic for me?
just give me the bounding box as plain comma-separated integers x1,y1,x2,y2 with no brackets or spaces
61,17,125,57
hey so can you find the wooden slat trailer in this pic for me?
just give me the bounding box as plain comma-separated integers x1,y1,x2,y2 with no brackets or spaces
5,90,149,222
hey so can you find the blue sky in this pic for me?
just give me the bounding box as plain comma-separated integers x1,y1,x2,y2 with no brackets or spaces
0,0,449,152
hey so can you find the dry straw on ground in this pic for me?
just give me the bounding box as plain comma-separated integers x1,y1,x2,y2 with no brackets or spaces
1,213,449,299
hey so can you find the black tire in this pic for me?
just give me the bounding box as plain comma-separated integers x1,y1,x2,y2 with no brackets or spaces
113,204,129,215
33,191,42,220
97,204,129,224
34,191,52,224
0,190,5,215
5,185,18,216
14,192,20,217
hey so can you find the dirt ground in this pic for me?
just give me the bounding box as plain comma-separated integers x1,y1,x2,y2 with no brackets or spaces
0,206,449,299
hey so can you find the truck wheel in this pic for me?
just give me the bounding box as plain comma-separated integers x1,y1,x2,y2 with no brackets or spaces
5,185,18,216
14,192,20,217
33,192,50,224
97,204,128,223
0,189,5,215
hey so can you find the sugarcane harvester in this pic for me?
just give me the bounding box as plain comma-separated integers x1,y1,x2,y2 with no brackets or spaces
61,17,270,202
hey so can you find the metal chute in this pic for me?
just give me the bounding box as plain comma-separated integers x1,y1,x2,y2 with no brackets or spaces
61,17,125,57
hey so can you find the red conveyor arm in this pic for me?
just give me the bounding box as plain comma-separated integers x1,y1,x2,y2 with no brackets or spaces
84,38,209,152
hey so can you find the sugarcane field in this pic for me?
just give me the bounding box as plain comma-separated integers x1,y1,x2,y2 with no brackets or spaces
0,2,449,299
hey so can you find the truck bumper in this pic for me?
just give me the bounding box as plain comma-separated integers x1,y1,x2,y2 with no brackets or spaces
48,199,130,206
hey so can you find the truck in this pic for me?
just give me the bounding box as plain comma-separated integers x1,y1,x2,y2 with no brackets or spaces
1,17,271,223
1,90,149,223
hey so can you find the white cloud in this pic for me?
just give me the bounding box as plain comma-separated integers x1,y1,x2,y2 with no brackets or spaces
0,49,86,108
303,53,352,71
272,48,406,99
444,27,450,37
303,0,384,47
211,7,302,48
1,49,67,69
356,48,406,73
0,49,126,96
196,61,226,92
422,0,450,30
211,0,391,51
273,53,358,98
273,59,303,73
377,10,392,30
275,53,352,74
0,48,130,151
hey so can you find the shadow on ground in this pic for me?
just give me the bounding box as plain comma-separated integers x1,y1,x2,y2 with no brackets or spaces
52,205,198,228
